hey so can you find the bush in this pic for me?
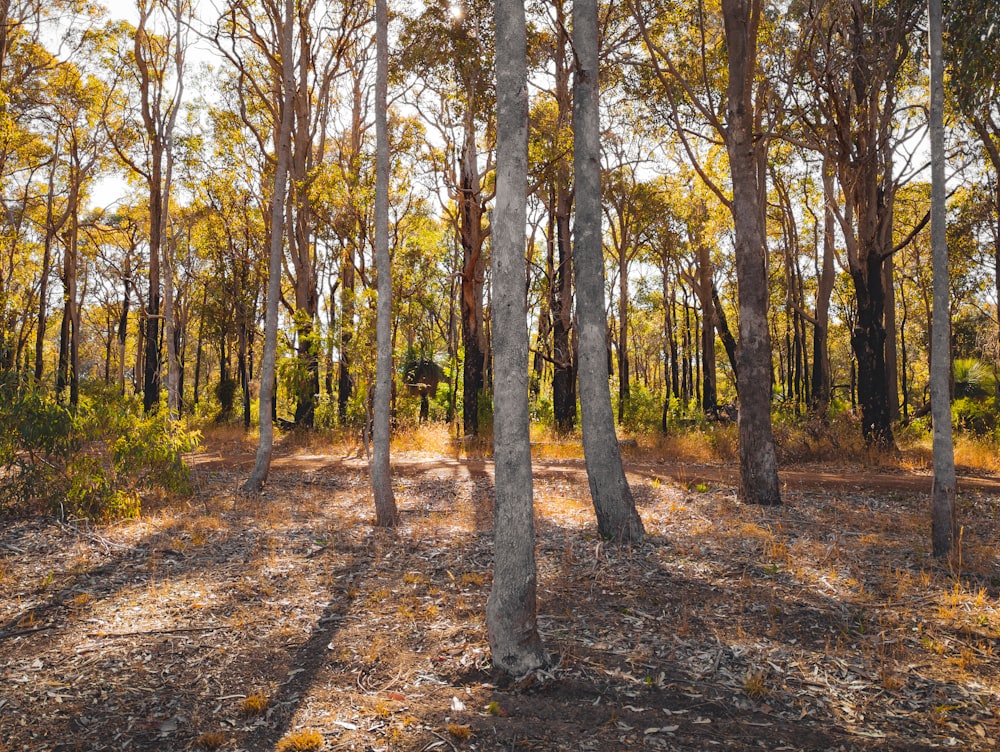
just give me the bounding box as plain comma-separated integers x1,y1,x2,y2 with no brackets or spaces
0,379,200,521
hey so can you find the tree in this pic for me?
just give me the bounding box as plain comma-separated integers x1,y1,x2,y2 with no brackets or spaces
398,0,495,437
116,0,188,414
486,0,548,675
946,0,1000,369
370,0,396,526
928,0,956,558
243,0,295,495
572,0,645,542
634,0,781,504
788,0,925,449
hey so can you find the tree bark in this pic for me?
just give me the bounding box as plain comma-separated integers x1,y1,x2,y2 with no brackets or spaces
811,158,837,414
720,0,780,505
487,0,548,675
549,0,576,433
370,0,397,527
243,0,295,495
928,0,956,558
572,0,645,543
459,116,487,437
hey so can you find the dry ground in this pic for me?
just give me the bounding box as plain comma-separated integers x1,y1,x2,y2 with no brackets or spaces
1,427,999,751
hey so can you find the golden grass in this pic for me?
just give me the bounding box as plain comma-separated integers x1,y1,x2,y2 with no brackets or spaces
275,729,323,752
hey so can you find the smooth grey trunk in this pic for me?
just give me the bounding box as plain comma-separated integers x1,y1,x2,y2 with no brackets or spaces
243,0,295,495
572,0,645,543
370,0,397,527
928,0,957,558
720,0,780,505
486,0,548,676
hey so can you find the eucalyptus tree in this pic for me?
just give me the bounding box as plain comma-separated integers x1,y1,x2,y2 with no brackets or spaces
213,0,364,428
101,0,189,413
634,0,780,504
527,0,576,433
398,0,495,437
574,0,645,540
370,0,396,526
946,0,1000,360
51,62,115,406
487,0,548,674
785,0,926,449
243,0,295,495
928,0,955,558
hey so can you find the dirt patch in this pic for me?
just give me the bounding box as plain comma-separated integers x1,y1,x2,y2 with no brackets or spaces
1,443,998,751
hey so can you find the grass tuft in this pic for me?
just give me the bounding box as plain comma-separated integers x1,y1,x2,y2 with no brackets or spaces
275,728,323,752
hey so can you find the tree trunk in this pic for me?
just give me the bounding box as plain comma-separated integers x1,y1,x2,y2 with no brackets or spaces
142,143,164,413
695,242,717,416
551,0,576,433
459,117,487,437
35,130,62,383
811,159,836,414
928,0,956,558
487,0,548,675
572,0,645,543
720,0,780,505
243,0,295,495
883,253,899,422
371,0,397,527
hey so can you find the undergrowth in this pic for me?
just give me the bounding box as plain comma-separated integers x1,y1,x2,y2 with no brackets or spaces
0,378,200,521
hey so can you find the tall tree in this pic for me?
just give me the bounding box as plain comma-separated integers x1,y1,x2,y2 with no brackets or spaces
487,0,548,674
788,0,925,449
370,0,396,526
573,0,645,541
127,0,187,413
719,0,781,504
243,0,295,494
398,0,495,436
634,0,781,503
928,0,956,558
946,0,1000,365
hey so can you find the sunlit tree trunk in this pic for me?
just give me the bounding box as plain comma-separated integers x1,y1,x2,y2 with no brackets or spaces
244,0,295,495
370,0,397,526
928,0,956,558
572,0,645,543
487,0,548,674
720,0,780,505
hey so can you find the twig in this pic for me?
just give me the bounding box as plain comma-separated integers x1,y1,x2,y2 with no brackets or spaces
0,625,56,640
87,625,229,638
423,729,459,752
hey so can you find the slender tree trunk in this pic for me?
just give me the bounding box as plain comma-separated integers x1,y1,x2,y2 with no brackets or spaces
459,117,487,437
883,252,899,422
487,0,548,674
244,0,295,495
696,242,717,416
551,1,576,433
811,159,836,413
370,0,397,527
35,131,62,383
720,0,780,505
573,0,645,543
928,0,956,558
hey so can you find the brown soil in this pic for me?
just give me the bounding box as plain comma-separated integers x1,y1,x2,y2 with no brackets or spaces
2,440,998,751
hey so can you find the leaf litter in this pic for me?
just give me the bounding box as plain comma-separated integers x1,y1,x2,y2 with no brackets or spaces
0,440,998,750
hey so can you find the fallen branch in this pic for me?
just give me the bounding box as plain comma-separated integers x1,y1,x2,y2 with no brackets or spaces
87,625,229,638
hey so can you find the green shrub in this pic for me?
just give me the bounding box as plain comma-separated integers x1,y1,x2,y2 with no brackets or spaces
0,379,200,521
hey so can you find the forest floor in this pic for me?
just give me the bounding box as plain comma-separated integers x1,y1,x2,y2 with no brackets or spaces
2,425,1000,751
